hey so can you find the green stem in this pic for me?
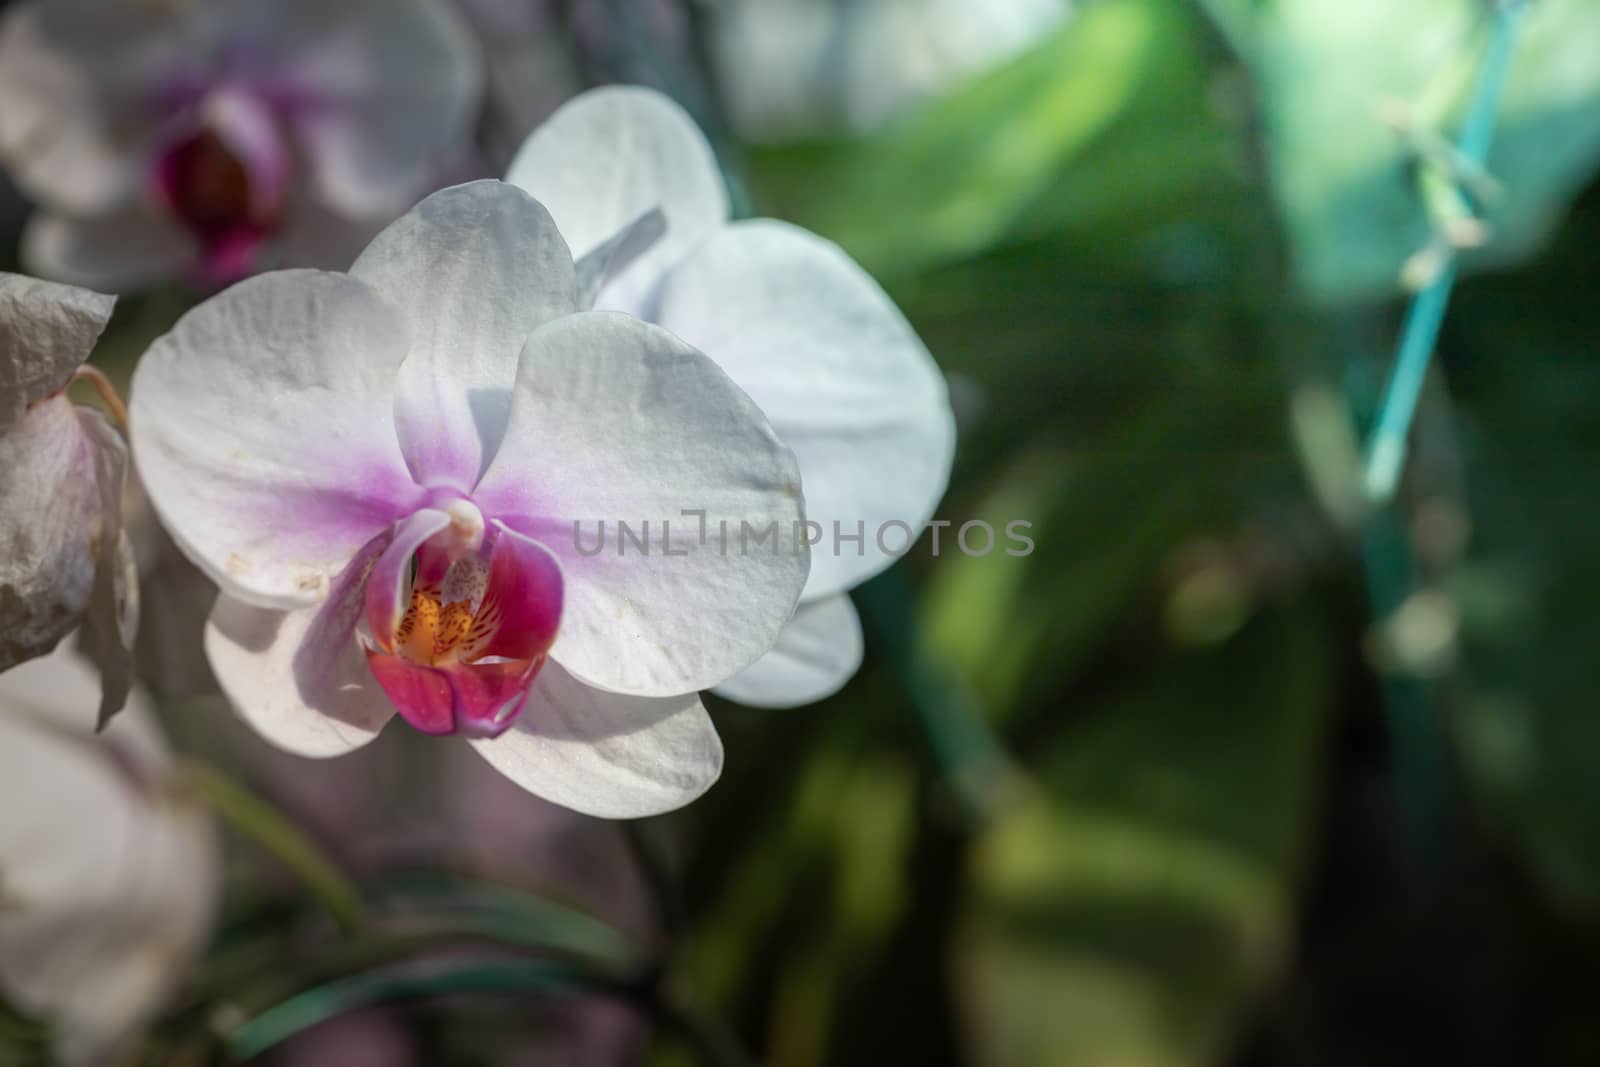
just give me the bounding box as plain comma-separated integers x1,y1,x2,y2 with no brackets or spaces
177,762,366,934
1358,515,1449,870
1363,0,1529,503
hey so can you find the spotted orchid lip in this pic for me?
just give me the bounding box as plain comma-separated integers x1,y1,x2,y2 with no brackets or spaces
361,508,564,739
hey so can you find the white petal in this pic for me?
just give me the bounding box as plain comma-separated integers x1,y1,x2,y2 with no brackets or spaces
0,647,220,1067
351,181,578,489
712,593,863,708
21,209,197,294
130,269,423,609
205,531,396,758
0,270,112,430
0,399,119,671
474,311,809,696
655,220,956,599
468,661,722,818
505,86,729,314
0,5,159,214
281,0,484,217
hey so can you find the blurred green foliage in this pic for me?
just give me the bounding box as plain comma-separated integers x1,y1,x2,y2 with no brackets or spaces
664,0,1600,1064
1203,0,1600,303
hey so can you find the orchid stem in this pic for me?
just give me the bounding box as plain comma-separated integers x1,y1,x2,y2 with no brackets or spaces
1362,0,1528,504
177,761,366,934
71,364,129,434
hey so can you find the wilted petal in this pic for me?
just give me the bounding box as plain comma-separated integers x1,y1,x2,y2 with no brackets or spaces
351,182,577,489
206,533,396,757
469,660,723,818
0,399,121,672
73,410,137,726
505,86,729,314
0,271,113,432
131,270,423,608
0,647,220,1067
655,220,956,600
474,311,808,696
712,593,864,708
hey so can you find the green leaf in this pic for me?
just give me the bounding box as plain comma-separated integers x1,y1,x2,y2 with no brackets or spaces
955,613,1331,1067
746,0,1223,279
1203,0,1600,304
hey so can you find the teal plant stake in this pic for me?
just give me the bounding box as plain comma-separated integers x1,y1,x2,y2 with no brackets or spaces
1363,0,1530,503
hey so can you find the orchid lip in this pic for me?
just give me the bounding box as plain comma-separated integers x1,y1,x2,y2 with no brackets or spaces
361,510,564,738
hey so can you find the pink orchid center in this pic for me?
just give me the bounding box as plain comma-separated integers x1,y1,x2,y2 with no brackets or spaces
363,504,564,740
150,89,290,283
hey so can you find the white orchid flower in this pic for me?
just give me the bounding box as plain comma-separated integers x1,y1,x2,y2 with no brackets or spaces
506,87,957,707
0,0,482,290
131,179,810,818
0,646,220,1066
0,272,136,720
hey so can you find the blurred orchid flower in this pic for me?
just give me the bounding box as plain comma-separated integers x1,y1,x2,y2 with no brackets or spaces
131,180,809,817
0,646,220,1066
0,0,482,290
0,272,136,721
506,88,956,707
710,0,1071,140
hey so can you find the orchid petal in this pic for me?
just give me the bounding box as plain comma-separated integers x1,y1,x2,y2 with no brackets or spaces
131,269,422,609
282,0,484,217
474,311,808,696
712,593,864,708
0,400,123,673
0,271,113,431
0,647,219,1067
0,5,159,214
21,209,197,294
655,220,956,599
573,207,666,310
469,661,722,818
205,533,396,758
351,181,578,489
505,86,729,314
